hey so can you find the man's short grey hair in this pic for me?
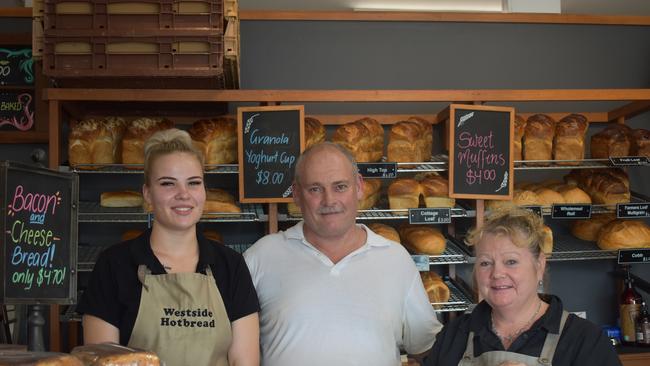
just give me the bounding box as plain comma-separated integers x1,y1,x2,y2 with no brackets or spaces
293,142,359,184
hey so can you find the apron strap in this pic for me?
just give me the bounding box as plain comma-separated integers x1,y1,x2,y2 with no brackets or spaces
461,331,476,362
537,311,569,365
204,265,213,277
137,264,151,290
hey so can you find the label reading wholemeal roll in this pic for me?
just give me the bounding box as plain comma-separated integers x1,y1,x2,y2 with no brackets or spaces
409,208,452,224
617,203,650,218
357,163,397,179
610,156,649,166
551,204,591,219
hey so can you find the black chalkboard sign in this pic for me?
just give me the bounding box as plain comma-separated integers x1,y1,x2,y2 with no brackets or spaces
238,106,304,203
449,104,514,200
0,47,33,86
0,161,78,304
0,92,35,132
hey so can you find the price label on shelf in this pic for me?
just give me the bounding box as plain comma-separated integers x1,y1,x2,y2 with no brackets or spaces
617,203,650,218
409,208,452,224
411,255,431,271
617,248,650,264
551,204,591,219
609,156,649,166
357,163,397,179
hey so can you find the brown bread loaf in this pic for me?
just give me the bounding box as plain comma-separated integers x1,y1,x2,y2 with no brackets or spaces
68,117,127,169
355,117,384,162
331,121,374,162
399,225,446,255
100,191,144,208
122,117,174,167
553,113,588,165
189,117,238,165
541,225,553,254
631,128,650,157
358,179,382,210
367,223,400,243
304,117,326,149
523,114,555,165
590,124,632,159
388,178,422,209
419,174,455,208
570,214,616,242
408,116,433,161
597,220,650,250
420,271,450,304
203,188,241,214
387,121,423,163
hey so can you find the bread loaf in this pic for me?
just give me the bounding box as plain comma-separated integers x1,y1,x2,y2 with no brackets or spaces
71,343,160,366
541,225,553,254
359,179,381,210
419,174,455,208
532,187,565,206
570,214,616,242
590,124,632,159
564,169,629,204
388,178,422,210
420,271,450,304
554,184,591,204
100,191,144,208
597,220,650,250
331,121,371,162
523,114,555,165
631,129,650,157
287,202,301,217
513,114,526,161
553,114,588,165
387,121,423,163
0,351,83,366
399,225,446,255
355,117,384,162
122,117,174,168
408,116,433,161
69,117,127,169
304,117,326,149
203,188,241,213
189,117,237,165
367,223,400,243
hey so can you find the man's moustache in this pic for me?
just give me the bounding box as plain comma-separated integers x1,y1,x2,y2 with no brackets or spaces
318,206,343,214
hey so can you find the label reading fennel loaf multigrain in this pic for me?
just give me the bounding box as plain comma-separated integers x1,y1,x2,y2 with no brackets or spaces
617,203,650,218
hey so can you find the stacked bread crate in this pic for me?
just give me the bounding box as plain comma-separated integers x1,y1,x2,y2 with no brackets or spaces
37,0,231,88
223,0,239,88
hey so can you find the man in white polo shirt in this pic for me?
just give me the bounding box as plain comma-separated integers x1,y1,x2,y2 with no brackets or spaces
244,142,441,366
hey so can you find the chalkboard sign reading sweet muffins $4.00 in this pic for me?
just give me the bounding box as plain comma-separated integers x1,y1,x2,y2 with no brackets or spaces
448,104,514,200
0,162,78,304
238,106,305,203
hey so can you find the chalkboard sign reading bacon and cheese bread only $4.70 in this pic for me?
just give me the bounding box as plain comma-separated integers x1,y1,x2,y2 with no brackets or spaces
1,162,78,304
238,106,305,203
449,104,514,200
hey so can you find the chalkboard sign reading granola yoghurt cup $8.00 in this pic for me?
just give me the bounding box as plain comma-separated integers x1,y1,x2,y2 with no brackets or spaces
238,106,305,203
1,162,78,304
448,104,514,200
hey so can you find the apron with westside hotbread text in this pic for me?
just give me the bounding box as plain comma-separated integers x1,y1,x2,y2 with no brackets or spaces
458,311,569,366
128,265,232,366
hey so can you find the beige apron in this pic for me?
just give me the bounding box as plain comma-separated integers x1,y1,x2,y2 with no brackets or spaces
459,311,569,366
128,265,232,366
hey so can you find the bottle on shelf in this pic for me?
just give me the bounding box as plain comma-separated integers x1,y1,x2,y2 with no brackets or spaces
636,300,650,346
620,266,643,345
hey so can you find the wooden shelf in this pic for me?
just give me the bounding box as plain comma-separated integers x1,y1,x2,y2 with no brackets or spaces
0,7,32,18
0,131,48,144
0,85,34,90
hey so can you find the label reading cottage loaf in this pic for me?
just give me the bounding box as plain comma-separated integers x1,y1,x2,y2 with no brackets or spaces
160,307,215,328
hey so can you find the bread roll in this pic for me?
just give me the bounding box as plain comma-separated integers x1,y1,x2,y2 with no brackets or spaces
523,114,555,165
189,117,237,165
387,121,423,163
122,117,174,167
564,169,630,204
69,117,127,169
597,220,650,250
419,174,455,208
590,124,631,159
570,214,616,242
355,117,384,162
400,225,446,255
367,223,400,243
100,191,144,208
513,189,542,206
331,121,373,163
71,343,160,366
513,114,526,161
555,185,591,204
541,225,553,254
121,229,144,241
203,188,241,213
631,128,650,157
388,178,422,209
553,114,588,165
408,116,433,161
359,179,381,210
533,187,565,206
420,271,450,304
304,117,326,149
203,229,223,242
0,351,83,366
287,202,301,217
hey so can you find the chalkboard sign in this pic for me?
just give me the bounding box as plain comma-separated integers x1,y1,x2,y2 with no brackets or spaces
0,161,78,304
0,47,33,86
449,104,514,200
238,106,304,203
0,92,35,132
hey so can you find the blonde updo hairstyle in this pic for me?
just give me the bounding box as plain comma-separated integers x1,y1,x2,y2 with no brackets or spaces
143,128,204,185
466,206,546,259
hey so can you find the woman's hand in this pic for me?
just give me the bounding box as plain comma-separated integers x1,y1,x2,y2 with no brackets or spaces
228,312,260,366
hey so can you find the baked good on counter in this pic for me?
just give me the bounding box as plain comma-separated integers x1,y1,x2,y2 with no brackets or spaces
399,225,446,255
100,191,144,208
523,114,555,165
541,225,553,254
203,188,241,213
387,121,424,163
359,179,381,210
570,214,616,242
553,113,588,165
408,116,433,161
71,343,160,365
513,114,527,161
367,223,400,243
189,117,237,165
304,117,326,149
597,220,650,250
68,117,127,169
419,174,455,208
420,271,450,304
388,178,422,210
331,119,382,162
122,117,175,168
631,128,650,157
0,351,83,366
590,123,632,159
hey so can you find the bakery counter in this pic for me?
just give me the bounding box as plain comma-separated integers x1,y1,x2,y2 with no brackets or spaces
78,201,265,223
